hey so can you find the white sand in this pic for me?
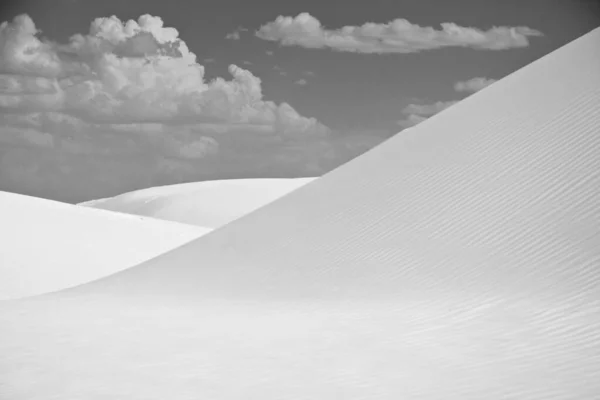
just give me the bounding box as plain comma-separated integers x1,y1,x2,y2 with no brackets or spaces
1,28,599,399
0,191,209,300
1,178,314,300
79,177,317,228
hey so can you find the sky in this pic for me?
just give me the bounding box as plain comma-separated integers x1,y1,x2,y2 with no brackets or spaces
0,0,599,203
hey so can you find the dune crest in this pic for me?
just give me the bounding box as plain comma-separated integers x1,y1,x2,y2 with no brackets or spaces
79,177,317,228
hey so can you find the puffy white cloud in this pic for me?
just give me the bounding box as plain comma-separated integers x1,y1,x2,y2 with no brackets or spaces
0,14,327,131
256,13,543,54
295,79,308,85
0,14,378,202
454,77,497,93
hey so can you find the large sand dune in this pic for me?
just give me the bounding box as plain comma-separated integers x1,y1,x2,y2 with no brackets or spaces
79,177,316,228
1,28,599,399
0,191,208,300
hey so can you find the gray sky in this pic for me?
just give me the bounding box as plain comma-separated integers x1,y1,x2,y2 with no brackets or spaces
0,0,598,202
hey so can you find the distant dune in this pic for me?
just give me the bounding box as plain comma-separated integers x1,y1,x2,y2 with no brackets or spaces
1,28,599,399
1,178,315,300
0,191,208,300
79,177,317,228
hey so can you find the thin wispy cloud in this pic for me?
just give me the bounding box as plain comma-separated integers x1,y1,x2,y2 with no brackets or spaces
256,13,543,54
225,26,248,41
397,101,459,128
454,77,497,93
225,31,240,40
273,65,287,76
398,76,496,127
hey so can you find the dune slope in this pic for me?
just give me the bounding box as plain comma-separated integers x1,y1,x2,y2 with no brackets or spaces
1,28,599,399
0,191,208,300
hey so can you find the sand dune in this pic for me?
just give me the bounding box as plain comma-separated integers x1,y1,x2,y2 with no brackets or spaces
1,178,313,300
0,191,208,300
1,28,599,399
79,177,317,228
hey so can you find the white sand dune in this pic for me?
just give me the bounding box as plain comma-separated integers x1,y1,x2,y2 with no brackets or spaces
1,28,600,399
1,178,312,300
79,177,317,228
0,191,208,300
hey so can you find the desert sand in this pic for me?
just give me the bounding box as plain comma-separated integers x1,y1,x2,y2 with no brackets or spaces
0,191,208,300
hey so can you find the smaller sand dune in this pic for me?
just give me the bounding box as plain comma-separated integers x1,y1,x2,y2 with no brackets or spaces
79,177,317,228
0,191,209,300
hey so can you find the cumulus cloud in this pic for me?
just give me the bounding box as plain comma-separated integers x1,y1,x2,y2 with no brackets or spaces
454,77,497,93
0,14,329,127
0,14,371,202
397,76,497,127
256,13,543,54
294,79,308,85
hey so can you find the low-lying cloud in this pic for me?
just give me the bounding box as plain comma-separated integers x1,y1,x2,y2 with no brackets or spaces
256,13,543,54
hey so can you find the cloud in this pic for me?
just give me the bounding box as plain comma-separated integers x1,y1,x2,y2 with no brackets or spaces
265,50,274,56
401,101,460,117
294,79,308,85
397,101,459,128
225,27,248,41
0,14,330,130
0,14,377,202
225,31,240,40
273,65,287,76
454,77,497,93
256,13,543,54
397,75,499,127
